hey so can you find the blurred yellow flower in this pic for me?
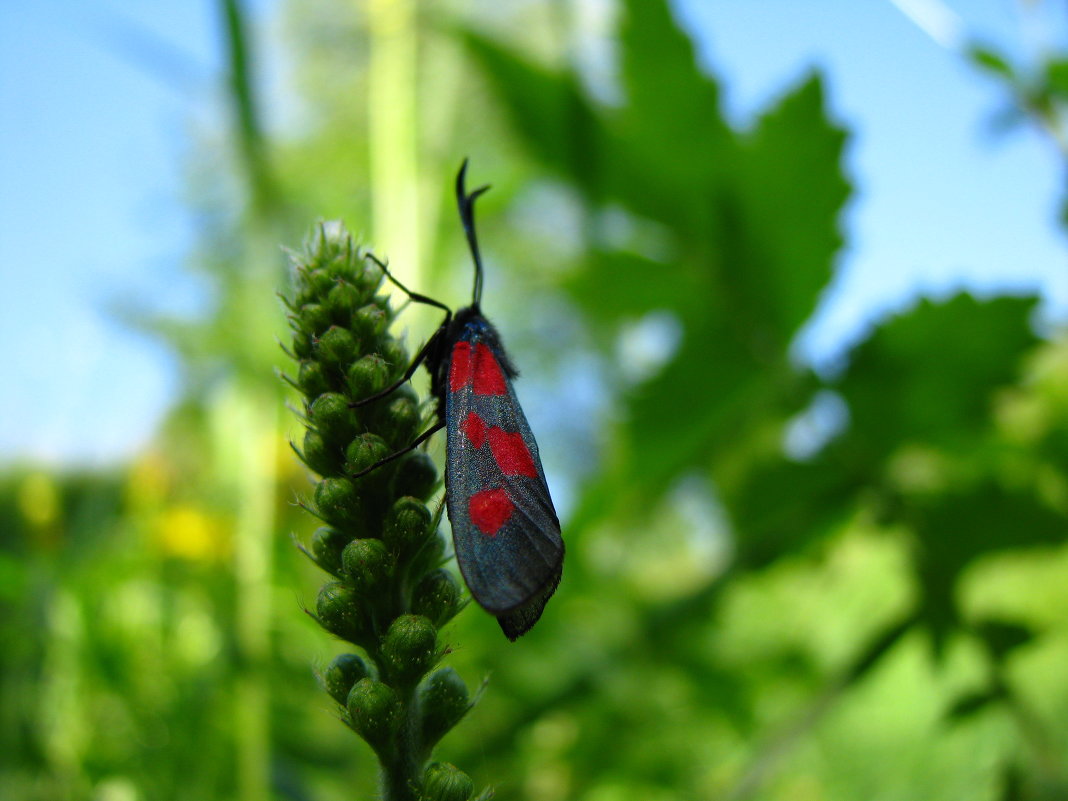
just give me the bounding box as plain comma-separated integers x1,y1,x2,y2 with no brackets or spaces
154,505,230,562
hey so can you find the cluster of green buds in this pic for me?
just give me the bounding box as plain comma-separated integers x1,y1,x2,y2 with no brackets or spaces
281,222,491,801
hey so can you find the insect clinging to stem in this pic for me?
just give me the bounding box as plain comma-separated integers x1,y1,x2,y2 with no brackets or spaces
355,160,564,640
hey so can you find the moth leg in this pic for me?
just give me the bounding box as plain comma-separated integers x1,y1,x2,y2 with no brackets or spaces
365,252,452,315
349,421,445,479
351,252,453,410
349,330,443,409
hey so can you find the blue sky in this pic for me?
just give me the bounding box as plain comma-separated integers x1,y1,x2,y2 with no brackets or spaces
1,0,1064,466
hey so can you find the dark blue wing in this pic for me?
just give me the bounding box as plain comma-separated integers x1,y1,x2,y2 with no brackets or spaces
443,323,564,639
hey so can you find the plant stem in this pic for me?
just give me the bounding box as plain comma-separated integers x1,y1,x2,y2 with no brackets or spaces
382,687,422,801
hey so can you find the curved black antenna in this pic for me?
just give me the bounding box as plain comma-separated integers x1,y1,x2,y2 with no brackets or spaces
456,159,491,307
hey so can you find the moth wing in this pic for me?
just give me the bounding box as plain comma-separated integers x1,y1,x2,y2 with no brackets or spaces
444,339,564,638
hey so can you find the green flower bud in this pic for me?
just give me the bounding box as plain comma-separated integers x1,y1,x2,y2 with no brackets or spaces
307,267,338,299
345,433,392,477
391,451,438,501
411,569,461,627
310,526,349,574
330,262,360,287
299,302,332,337
316,581,368,643
310,392,356,445
379,339,410,381
382,614,438,685
353,302,389,342
298,359,331,398
383,497,432,558
346,354,391,401
293,284,313,309
301,429,342,477
316,326,359,370
325,280,363,322
422,762,473,801
352,255,382,292
379,393,422,449
357,258,385,294
314,477,362,529
294,283,315,309
347,678,401,755
292,331,313,359
341,538,393,598
389,382,419,406
419,668,471,748
324,653,370,705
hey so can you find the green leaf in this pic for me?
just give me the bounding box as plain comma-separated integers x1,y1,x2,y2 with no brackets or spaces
616,74,847,496
462,32,612,201
967,44,1017,84
945,687,1005,722
464,0,738,235
1045,57,1068,98
466,3,850,515
729,74,850,347
622,317,777,496
726,456,859,569
564,247,702,327
612,0,735,230
913,483,1065,652
836,295,1040,458
974,619,1036,663
618,0,730,165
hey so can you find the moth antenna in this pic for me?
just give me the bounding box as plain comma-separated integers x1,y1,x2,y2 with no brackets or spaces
456,158,490,307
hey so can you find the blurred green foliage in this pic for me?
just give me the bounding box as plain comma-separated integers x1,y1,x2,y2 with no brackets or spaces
4,1,1068,800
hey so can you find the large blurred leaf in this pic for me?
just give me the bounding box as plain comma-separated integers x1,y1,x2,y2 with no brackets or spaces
836,295,1040,460
461,32,613,202
617,0,730,172
725,456,859,570
622,323,793,496
564,247,705,327
912,482,1065,651
728,75,850,348
612,0,736,232
622,79,847,495
944,686,1005,722
974,618,1037,662
468,1,851,508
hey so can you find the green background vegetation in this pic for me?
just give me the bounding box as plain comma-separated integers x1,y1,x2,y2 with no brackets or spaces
4,1,1068,799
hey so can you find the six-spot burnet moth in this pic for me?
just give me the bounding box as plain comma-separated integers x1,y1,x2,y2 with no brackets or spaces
354,160,564,640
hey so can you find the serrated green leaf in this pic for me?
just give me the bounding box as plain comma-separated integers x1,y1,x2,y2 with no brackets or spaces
467,2,850,524
564,247,701,326
622,316,775,497
728,74,850,347
837,294,1040,458
618,0,729,159
913,483,1065,654
462,31,612,200
726,456,859,569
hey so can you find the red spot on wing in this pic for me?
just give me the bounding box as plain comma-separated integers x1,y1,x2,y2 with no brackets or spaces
468,487,512,535
488,428,538,478
461,412,487,448
472,343,507,396
449,341,473,392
